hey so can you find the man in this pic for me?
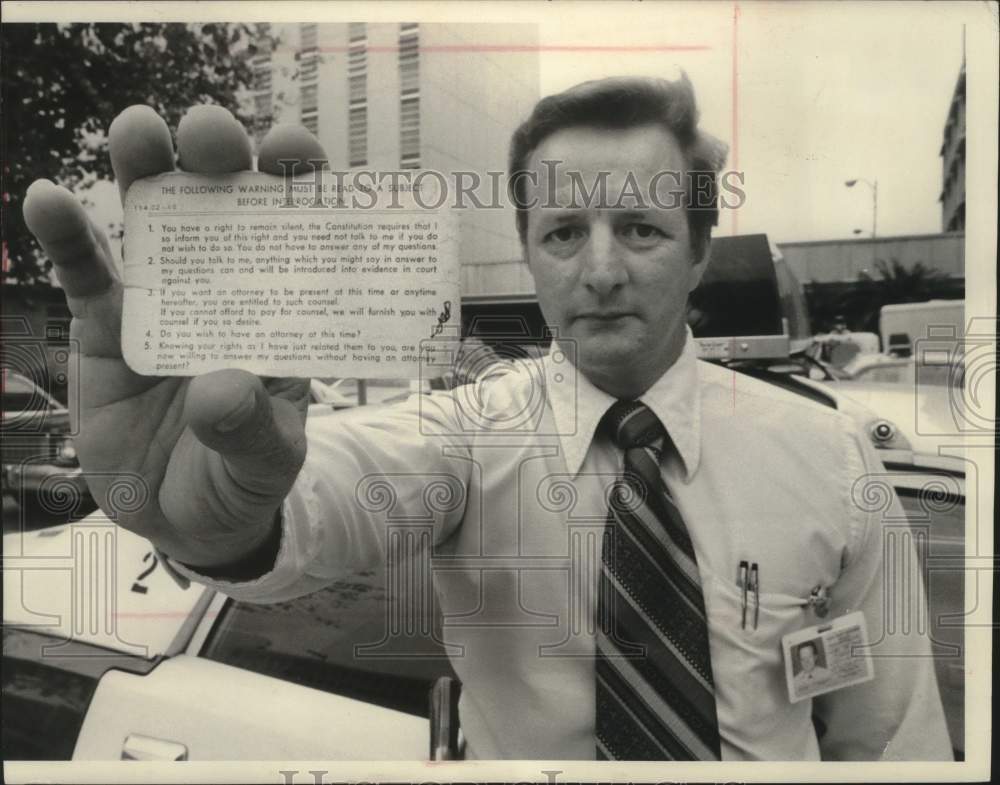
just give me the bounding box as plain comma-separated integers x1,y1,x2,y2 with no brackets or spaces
24,75,950,761
793,641,833,694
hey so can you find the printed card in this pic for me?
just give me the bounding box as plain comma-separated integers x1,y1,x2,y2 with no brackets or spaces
121,171,460,378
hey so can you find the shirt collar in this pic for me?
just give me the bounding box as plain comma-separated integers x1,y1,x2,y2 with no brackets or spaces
543,327,702,480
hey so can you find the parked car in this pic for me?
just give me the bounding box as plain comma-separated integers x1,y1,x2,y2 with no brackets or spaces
1,371,90,519
822,352,967,457
3,511,454,761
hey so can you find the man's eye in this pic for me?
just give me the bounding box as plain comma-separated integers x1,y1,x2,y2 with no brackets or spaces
622,223,667,242
546,226,584,244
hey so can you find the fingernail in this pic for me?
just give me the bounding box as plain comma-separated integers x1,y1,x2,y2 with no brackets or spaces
26,179,56,196
215,388,256,432
25,180,60,204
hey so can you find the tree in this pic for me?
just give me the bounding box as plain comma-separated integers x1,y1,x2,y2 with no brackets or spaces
1,22,274,283
805,258,958,335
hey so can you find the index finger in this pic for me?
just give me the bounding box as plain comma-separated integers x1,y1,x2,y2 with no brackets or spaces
109,105,176,205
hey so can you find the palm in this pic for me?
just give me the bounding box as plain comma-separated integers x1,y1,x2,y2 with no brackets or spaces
76,323,308,562
25,105,322,568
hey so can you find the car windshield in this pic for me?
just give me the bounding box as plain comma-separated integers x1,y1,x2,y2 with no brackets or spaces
201,567,456,717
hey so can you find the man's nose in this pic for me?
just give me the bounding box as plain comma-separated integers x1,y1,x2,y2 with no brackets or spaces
580,225,627,297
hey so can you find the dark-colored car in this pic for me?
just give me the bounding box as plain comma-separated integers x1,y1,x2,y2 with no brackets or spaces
2,370,89,520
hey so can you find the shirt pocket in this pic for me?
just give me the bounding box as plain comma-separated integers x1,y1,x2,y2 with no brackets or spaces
702,573,819,759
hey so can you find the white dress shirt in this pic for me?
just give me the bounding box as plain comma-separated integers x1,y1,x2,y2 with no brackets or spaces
175,330,951,761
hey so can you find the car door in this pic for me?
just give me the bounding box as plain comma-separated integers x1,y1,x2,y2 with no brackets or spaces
5,510,445,761
73,651,429,760
885,454,966,759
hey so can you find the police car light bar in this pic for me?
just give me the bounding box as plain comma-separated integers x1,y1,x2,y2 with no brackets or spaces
695,334,791,361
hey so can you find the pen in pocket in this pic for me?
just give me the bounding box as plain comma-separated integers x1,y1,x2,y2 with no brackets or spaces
737,560,759,631
738,560,749,629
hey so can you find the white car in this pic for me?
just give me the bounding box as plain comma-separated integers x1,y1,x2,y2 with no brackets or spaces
3,512,455,761
828,353,968,456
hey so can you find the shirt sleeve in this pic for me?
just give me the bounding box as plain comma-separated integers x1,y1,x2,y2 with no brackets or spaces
165,391,473,604
813,421,953,761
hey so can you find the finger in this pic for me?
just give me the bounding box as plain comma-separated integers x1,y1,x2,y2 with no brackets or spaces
90,213,117,266
108,105,176,205
262,375,312,418
23,180,117,303
184,370,306,496
256,124,328,175
176,105,253,174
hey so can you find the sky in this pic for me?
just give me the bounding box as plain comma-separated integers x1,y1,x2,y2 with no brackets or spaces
533,2,969,243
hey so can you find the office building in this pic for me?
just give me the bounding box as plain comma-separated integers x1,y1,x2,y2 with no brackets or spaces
251,22,540,286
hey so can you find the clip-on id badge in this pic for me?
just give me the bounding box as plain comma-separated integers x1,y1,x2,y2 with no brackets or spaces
782,610,874,703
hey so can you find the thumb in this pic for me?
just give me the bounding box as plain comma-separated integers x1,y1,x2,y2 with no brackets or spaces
184,370,306,497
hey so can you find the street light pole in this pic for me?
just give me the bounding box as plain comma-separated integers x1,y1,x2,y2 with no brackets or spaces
871,178,878,239
845,177,878,239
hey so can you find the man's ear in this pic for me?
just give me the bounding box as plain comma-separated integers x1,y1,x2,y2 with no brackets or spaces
688,237,711,292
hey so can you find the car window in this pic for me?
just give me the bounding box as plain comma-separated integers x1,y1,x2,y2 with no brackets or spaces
200,567,456,717
896,489,964,542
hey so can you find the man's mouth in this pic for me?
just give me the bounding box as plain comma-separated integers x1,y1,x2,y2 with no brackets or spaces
576,312,633,321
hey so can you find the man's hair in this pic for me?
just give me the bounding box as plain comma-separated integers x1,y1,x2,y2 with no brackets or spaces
798,641,818,657
508,74,728,260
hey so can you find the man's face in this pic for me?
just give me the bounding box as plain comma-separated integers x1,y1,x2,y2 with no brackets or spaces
523,123,708,398
799,646,817,672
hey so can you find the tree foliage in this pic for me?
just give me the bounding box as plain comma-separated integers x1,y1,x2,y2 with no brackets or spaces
805,258,960,335
2,22,271,283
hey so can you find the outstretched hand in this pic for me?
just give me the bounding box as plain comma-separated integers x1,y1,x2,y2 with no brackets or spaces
23,105,327,568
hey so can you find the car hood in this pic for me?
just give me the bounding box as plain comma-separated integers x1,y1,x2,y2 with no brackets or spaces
3,510,211,659
825,381,965,456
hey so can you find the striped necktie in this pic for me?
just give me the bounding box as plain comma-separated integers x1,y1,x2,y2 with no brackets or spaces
595,400,722,761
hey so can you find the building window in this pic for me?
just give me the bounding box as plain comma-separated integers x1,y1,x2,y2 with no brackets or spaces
301,22,318,51
348,24,367,167
399,26,419,96
349,106,368,167
251,24,273,141
348,22,366,43
300,23,319,136
399,25,420,168
301,84,319,135
400,97,420,169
